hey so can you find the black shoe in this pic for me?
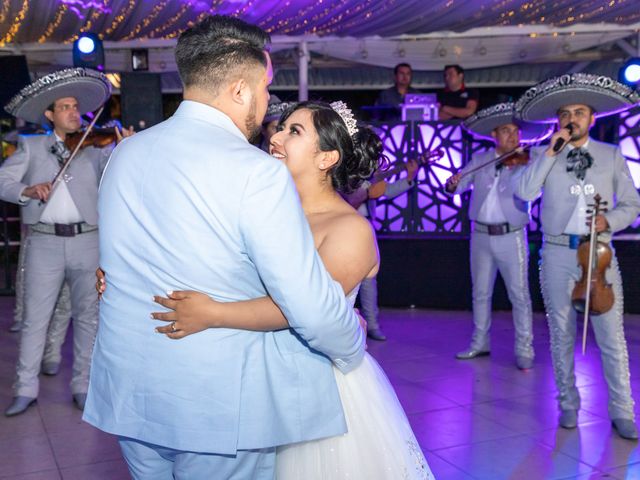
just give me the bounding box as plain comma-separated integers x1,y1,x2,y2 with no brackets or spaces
559,409,578,429
367,328,387,341
455,348,490,360
5,396,36,417
612,418,638,440
41,361,60,376
73,393,88,411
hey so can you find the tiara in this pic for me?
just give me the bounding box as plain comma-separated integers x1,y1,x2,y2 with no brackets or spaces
330,100,358,137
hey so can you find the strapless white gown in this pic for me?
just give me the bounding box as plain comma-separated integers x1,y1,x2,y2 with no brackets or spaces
276,287,434,479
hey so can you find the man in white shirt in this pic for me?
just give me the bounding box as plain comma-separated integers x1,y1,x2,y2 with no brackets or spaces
0,68,131,416
446,103,549,370
514,74,640,439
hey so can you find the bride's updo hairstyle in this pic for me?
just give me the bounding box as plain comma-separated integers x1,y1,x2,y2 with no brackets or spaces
278,101,388,194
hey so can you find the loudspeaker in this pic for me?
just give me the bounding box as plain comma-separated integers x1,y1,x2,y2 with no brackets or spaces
0,56,31,119
120,72,163,130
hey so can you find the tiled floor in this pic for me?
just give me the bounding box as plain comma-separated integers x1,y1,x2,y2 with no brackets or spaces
1,297,640,479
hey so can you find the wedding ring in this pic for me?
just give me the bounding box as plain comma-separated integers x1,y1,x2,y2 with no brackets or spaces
171,322,177,333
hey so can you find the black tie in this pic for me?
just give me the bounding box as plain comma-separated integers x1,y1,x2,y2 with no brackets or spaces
566,147,593,181
50,140,71,166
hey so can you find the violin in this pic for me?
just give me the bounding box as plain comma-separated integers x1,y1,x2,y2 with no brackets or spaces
64,127,118,151
498,149,530,168
571,194,614,353
2,141,16,158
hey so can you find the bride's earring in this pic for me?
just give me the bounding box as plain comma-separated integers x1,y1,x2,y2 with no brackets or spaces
319,163,326,170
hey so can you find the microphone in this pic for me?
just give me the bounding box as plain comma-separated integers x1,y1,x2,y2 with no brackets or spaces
552,124,573,153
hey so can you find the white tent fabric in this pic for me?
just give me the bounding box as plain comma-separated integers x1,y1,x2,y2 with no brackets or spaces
1,1,639,96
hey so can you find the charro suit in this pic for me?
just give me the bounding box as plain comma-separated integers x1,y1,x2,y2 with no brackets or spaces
514,139,640,419
357,177,414,333
453,148,534,359
0,133,110,397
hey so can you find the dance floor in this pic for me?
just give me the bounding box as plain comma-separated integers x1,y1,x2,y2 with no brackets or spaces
1,296,640,479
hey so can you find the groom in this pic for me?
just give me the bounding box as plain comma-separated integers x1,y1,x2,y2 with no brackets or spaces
83,15,366,479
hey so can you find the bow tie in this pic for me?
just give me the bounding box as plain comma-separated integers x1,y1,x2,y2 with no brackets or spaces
566,147,593,181
50,140,71,166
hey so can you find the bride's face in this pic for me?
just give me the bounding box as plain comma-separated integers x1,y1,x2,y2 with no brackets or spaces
269,108,327,181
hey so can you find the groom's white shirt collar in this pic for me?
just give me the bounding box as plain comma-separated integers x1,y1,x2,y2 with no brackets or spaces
174,100,247,142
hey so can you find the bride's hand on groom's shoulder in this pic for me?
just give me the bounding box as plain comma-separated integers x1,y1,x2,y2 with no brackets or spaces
152,291,218,339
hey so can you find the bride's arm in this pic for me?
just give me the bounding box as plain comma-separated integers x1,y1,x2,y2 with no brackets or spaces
152,213,379,338
152,293,289,336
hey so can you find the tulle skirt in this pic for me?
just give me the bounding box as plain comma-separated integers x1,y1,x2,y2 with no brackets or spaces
276,353,434,479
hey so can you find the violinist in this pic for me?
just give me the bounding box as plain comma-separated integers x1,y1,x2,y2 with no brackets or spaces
345,157,419,341
0,68,132,416
445,103,550,370
513,73,640,440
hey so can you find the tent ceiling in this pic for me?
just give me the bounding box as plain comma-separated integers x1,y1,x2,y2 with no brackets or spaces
0,0,639,42
0,1,638,87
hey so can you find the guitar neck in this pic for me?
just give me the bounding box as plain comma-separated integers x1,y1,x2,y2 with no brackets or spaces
373,163,406,182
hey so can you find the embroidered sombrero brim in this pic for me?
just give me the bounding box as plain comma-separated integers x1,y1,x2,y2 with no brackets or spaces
463,102,552,142
263,99,294,124
515,74,640,123
5,68,112,125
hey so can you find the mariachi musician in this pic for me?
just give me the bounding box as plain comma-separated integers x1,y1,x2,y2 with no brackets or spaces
513,73,640,439
446,103,550,370
0,68,132,416
345,156,419,341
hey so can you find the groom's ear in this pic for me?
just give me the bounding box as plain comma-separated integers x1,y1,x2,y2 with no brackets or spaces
229,78,250,106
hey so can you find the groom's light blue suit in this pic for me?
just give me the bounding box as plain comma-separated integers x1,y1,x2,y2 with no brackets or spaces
83,101,365,474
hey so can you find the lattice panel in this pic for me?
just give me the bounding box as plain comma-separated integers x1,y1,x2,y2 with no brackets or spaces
368,123,414,233
369,121,474,235
366,112,640,237
413,122,466,233
618,105,640,231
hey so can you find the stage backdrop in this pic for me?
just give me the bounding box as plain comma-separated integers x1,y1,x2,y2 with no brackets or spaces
369,105,640,236
369,106,640,313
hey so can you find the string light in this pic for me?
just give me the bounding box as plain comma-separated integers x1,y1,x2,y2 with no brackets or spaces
121,1,171,40
102,0,137,38
0,0,11,27
147,2,190,39
38,4,70,43
0,0,637,46
0,0,29,46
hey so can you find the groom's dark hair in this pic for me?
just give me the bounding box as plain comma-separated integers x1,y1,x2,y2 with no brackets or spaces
175,15,271,95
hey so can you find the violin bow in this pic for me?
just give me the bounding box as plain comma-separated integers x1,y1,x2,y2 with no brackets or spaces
581,194,602,355
41,105,105,205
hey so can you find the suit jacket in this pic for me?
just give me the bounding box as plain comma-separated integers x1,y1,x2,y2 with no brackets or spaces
513,139,640,236
454,148,530,227
84,101,366,454
0,133,110,225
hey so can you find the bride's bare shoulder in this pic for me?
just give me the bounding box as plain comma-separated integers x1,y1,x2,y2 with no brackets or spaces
326,208,376,244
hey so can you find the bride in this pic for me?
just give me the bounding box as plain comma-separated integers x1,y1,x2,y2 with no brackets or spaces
100,101,434,479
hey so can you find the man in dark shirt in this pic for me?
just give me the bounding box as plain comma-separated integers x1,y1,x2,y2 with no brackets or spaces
376,63,420,106
437,64,479,120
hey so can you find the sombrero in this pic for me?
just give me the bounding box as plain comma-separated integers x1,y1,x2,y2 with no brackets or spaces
263,95,294,124
5,68,112,125
463,102,552,142
515,73,640,123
